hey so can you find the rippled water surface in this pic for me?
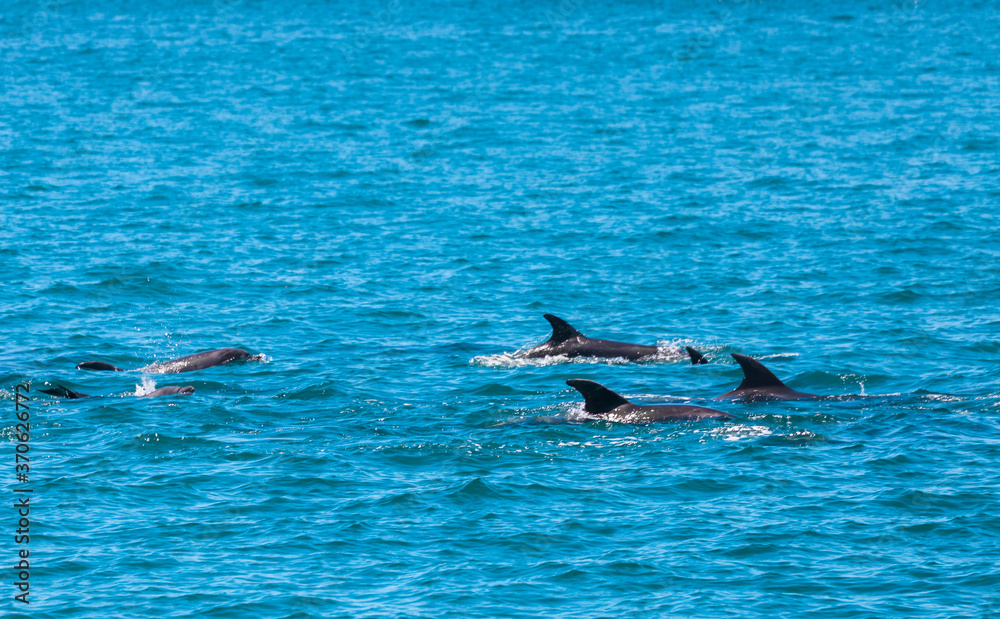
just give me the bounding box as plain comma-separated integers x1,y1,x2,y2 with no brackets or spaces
3,0,1000,617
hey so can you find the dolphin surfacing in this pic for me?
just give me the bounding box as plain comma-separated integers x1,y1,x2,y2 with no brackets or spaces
521,315,659,361
76,361,124,371
144,385,195,397
714,353,819,402
41,384,194,398
567,379,732,423
77,348,251,374
39,385,92,399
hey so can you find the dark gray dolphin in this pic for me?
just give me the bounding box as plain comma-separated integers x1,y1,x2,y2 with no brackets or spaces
41,384,194,399
77,348,251,373
521,315,659,361
714,353,819,401
144,385,195,397
40,385,92,399
567,379,733,423
685,346,709,365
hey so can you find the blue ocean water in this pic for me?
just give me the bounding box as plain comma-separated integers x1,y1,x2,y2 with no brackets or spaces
3,0,1000,616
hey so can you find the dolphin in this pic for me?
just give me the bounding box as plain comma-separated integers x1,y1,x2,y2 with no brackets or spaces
566,379,733,423
714,353,819,401
41,384,195,399
685,346,709,365
521,315,659,360
76,348,251,373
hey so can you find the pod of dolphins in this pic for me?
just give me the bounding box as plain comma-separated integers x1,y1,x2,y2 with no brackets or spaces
41,348,252,399
42,314,842,425
522,314,840,424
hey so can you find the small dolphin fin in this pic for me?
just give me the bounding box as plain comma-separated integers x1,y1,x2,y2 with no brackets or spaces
731,354,788,390
566,379,630,415
543,314,582,344
40,384,91,399
686,346,708,365
76,361,124,371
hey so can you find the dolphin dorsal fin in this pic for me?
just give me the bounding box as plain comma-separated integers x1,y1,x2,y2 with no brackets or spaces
686,346,708,365
566,379,630,415
543,314,582,344
40,385,90,399
731,354,787,390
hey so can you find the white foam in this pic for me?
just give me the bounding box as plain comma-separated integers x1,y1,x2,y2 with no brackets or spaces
470,342,687,368
134,376,158,396
564,402,592,422
756,352,801,360
709,424,774,441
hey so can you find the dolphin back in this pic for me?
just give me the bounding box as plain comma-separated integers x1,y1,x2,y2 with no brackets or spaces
77,361,124,371
142,348,251,373
143,386,195,397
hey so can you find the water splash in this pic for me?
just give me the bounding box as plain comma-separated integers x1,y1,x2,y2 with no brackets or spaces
470,342,688,367
134,376,158,396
